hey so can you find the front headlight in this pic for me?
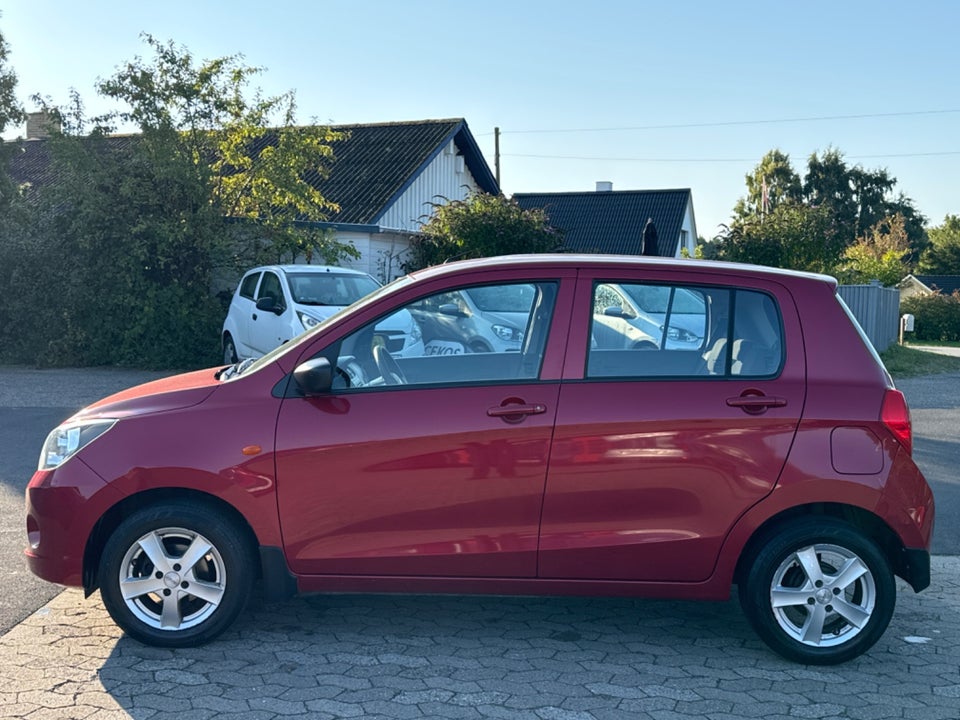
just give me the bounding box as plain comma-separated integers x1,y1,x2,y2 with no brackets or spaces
492,324,524,343
38,419,117,471
298,311,321,331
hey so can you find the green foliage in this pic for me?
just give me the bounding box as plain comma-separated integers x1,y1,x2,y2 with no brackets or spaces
406,192,564,271
0,20,23,136
726,147,927,270
918,215,960,274
0,35,350,369
733,149,802,221
835,214,912,286
717,203,842,273
901,292,960,342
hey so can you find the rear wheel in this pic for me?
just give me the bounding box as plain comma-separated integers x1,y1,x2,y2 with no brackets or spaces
739,518,895,664
98,502,256,647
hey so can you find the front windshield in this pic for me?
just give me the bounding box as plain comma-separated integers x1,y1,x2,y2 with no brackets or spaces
287,272,380,306
464,284,535,312
222,273,416,381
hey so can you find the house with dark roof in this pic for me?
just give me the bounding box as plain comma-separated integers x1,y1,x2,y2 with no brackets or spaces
897,274,960,300
6,117,498,280
513,184,697,258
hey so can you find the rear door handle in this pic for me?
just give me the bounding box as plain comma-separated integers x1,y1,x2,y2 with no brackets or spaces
726,395,787,414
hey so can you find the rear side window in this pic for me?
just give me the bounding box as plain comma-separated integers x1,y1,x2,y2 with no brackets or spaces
587,282,783,379
239,272,260,300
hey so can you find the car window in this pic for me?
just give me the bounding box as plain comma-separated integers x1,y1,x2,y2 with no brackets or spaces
239,272,260,300
587,283,782,379
330,282,556,390
256,272,285,306
287,272,380,306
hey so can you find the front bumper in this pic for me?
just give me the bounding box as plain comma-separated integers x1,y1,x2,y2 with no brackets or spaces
24,458,122,587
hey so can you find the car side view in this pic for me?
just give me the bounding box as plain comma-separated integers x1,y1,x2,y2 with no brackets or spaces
26,255,934,664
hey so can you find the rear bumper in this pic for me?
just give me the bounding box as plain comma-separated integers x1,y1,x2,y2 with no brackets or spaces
901,547,931,593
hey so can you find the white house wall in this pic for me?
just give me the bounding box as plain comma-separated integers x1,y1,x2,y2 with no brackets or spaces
337,230,413,282
679,198,698,257
377,141,482,232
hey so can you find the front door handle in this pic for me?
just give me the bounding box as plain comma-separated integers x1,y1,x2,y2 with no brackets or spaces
487,402,547,423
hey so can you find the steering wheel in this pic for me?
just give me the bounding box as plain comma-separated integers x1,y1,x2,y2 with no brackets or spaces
372,345,407,386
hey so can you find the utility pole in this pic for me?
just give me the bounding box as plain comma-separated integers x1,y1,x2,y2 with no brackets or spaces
494,127,501,189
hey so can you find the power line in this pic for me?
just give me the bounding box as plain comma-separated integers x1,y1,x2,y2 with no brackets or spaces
479,109,960,136
503,150,960,163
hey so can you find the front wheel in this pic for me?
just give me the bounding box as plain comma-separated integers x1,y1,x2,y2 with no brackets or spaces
223,335,238,365
98,502,256,647
739,518,895,664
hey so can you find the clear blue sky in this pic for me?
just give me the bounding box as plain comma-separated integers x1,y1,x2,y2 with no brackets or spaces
2,0,957,239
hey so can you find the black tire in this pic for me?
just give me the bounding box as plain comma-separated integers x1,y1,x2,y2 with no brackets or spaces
223,335,238,365
738,517,895,665
98,501,256,647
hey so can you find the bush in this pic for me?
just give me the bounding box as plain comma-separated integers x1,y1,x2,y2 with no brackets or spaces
901,292,960,342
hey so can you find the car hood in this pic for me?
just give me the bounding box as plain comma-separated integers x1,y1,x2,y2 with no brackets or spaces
299,303,412,330
72,367,221,421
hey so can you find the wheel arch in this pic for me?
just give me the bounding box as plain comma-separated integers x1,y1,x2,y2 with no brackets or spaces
733,502,911,588
82,487,262,597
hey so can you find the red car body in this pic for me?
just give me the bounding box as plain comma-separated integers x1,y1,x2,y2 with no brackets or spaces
25,255,934,663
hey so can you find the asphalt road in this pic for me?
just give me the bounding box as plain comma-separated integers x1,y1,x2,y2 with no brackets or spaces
0,367,169,635
1,366,958,638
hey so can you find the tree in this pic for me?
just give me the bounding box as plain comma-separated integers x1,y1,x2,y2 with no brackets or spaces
717,203,841,273
835,214,912,286
727,147,927,271
918,215,960,275
3,36,352,368
733,149,802,221
405,192,564,271
0,19,23,136
94,34,356,267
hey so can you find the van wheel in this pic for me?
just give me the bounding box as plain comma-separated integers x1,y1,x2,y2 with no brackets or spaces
739,518,895,664
98,502,255,647
223,335,238,364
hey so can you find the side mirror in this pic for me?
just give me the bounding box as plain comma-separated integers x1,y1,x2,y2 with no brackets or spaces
256,297,284,315
603,306,626,318
438,303,468,318
293,358,334,396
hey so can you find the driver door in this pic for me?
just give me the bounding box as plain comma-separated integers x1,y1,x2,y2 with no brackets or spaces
274,279,567,578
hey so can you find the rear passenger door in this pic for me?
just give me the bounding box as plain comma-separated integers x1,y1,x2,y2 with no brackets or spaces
539,271,806,583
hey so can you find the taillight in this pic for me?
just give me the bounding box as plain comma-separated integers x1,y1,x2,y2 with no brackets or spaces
881,389,912,455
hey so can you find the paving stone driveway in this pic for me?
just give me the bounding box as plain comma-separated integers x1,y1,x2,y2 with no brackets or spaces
2,557,959,720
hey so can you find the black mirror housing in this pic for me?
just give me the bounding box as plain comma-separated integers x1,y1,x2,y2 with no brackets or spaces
293,358,334,396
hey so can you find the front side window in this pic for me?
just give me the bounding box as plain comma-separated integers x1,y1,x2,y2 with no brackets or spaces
587,282,782,379
256,272,285,307
330,281,555,390
239,272,260,300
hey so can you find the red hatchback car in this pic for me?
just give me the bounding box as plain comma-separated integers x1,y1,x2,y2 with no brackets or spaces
25,255,933,664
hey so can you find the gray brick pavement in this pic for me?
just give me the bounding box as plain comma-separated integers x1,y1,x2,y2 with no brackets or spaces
1,557,959,719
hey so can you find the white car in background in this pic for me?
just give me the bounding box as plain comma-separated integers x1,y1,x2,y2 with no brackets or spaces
221,265,423,363
594,282,706,350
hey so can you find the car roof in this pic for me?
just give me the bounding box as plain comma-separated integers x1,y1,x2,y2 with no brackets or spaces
245,264,371,277
406,254,839,289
